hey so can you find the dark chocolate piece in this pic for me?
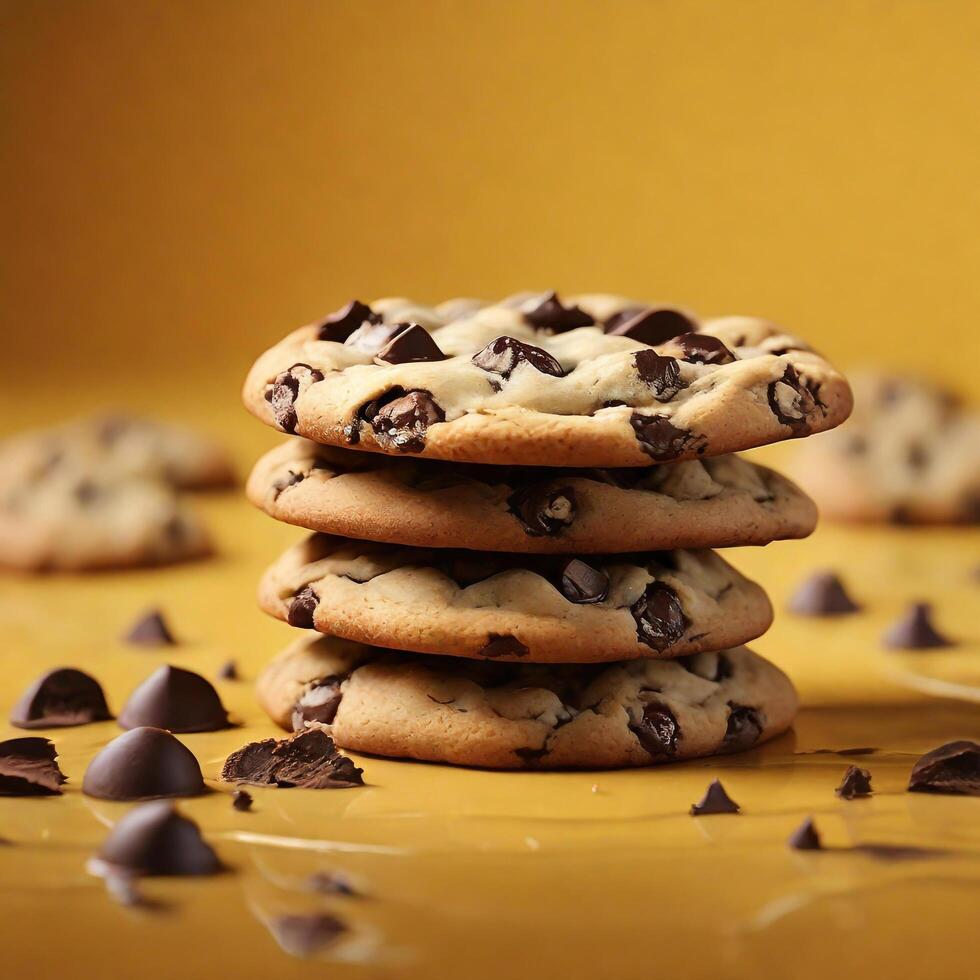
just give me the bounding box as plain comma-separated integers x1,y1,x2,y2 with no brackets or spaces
221,729,363,789
217,660,238,681
724,704,764,752
787,571,861,616
82,727,205,801
507,484,576,536
668,332,736,365
292,678,344,731
0,737,66,796
907,740,979,796
631,582,687,651
605,306,696,344
117,665,231,733
882,602,954,649
479,634,530,659
472,336,564,380
287,586,319,628
272,470,304,498
633,349,685,401
374,323,447,364
767,365,819,431
316,300,379,342
267,913,348,958
787,816,822,850
232,789,253,811
629,702,680,758
123,609,176,647
836,765,873,799
523,291,595,332
344,320,405,354
368,389,445,453
690,778,740,815
629,414,703,461
10,668,112,729
268,363,324,433
559,559,609,604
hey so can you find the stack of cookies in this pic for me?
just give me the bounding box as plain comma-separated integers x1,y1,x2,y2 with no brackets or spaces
242,293,852,769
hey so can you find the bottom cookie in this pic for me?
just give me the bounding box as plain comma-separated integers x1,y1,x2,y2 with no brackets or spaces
257,635,798,770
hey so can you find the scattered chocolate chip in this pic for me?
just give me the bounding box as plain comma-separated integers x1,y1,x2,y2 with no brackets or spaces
287,587,319,629
316,300,380,342
479,634,530,659
221,729,363,789
344,321,405,354
908,740,979,796
667,333,736,365
559,559,609,604
787,571,861,616
767,365,819,431
267,913,348,958
507,483,576,536
605,306,696,344
633,349,685,401
882,602,954,649
306,870,358,896
82,727,205,801
366,388,445,453
0,737,66,796
217,660,238,681
10,668,112,729
232,789,253,811
268,364,324,433
472,336,564,380
292,678,344,731
629,702,680,758
631,582,687,651
630,414,703,461
523,291,595,332
787,816,822,850
724,704,764,752
123,609,176,647
690,778,740,815
374,322,447,364
118,665,231,733
836,765,873,799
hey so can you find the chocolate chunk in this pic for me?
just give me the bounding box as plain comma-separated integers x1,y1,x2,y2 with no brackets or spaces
221,728,363,789
787,816,822,850
344,320,405,354
217,660,238,681
908,740,980,796
118,665,231,733
629,702,680,758
690,778,740,815
10,668,112,729
0,737,66,796
767,365,819,431
631,582,687,651
606,306,696,344
374,323,447,364
287,587,319,628
292,678,344,731
633,349,685,401
559,559,609,604
268,363,324,433
232,789,253,811
365,388,445,453
82,727,205,801
316,300,379,342
630,414,702,461
479,633,530,659
472,336,564,380
524,291,595,332
123,609,176,647
882,602,954,649
267,913,348,958
724,704,764,752
507,483,577,536
92,801,221,877
836,765,873,799
668,332,737,366
787,571,861,616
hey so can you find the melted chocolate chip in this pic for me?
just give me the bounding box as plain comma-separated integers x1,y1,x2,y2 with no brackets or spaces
272,470,304,499
10,668,112,729
668,332,737,365
217,660,238,681
787,816,822,850
605,306,696,344
633,349,685,401
690,778,740,815
287,587,319,629
221,729,363,789
629,702,680,758
374,323,447,364
559,559,609,604
836,765,873,799
316,300,380,342
631,582,687,651
472,336,564,379
630,414,703,461
479,634,530,659
268,364,324,434
767,365,819,431
724,703,764,752
0,737,66,796
507,483,577,536
291,678,344,731
356,388,445,453
123,609,177,647
908,740,979,796
523,292,595,333
787,571,861,616
118,666,231,734
344,320,405,354
882,602,953,649
267,913,348,958
232,789,253,811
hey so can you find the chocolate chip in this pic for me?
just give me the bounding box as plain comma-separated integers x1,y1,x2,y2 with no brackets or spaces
92,801,221,877
73,479,101,505
82,727,205,801
292,678,344,731
0,737,66,796
882,602,953,649
479,634,530,659
667,332,737,365
268,363,324,433
472,336,564,380
221,728,363,789
507,483,576,536
10,668,112,729
374,323,447,364
306,871,358,896
787,816,822,850
316,300,380,342
559,559,609,604
724,703,764,752
836,765,873,799
232,789,253,811
217,660,238,681
267,913,348,958
630,414,703,461
287,587,319,629
368,389,445,453
344,320,405,354
690,778,740,815
123,609,177,647
633,349,685,401
629,702,680,758
908,740,979,796
272,470,304,498
118,666,231,734
631,582,687,651
787,571,861,616
523,291,595,332
906,441,929,470
767,365,819,431
605,306,696,344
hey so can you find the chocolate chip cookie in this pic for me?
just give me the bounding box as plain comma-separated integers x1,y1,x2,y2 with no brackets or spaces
242,293,853,468
257,633,797,769
258,533,773,663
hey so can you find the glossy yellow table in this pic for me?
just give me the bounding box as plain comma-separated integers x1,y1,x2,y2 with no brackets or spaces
1,395,978,980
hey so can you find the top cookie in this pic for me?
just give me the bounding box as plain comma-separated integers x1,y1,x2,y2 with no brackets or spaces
243,293,853,468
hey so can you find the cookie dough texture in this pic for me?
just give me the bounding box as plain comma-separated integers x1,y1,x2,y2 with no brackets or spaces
258,634,798,769
792,373,980,524
242,294,853,468
258,533,773,663
248,439,817,553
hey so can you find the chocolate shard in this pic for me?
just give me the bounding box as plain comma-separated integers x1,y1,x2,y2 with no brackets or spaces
836,764,873,800
368,389,445,453
344,321,404,354
523,291,595,333
788,571,861,616
629,702,680,758
629,414,703,462
267,913,348,958
559,558,609,604
82,727,205,801
472,336,564,380
221,728,364,789
292,678,344,731
92,801,221,877
374,323,447,365
882,602,954,649
216,660,238,681
0,737,66,796
666,332,737,365
908,740,980,796
316,300,380,342
723,704,764,752
10,667,112,729
633,349,685,402
507,483,576,536
767,364,819,432
117,665,231,733
606,306,697,344
268,363,324,433
287,586,319,629
631,582,688,651
787,816,822,850
123,609,177,647
479,633,530,659
232,789,253,811
690,778,740,815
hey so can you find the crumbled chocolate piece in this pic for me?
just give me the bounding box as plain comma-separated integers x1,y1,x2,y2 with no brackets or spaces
690,778,740,815
82,727,205,801
631,582,687,651
305,870,358,896
479,634,530,659
667,332,736,365
0,737,66,796
605,306,696,344
268,363,324,433
292,678,344,730
217,660,238,681
907,740,979,796
316,300,380,342
787,571,861,616
767,365,819,431
724,704,764,752
472,336,564,380
221,729,363,789
523,291,595,332
10,667,112,729
507,483,577,536
629,702,680,758
118,665,231,733
267,913,348,958
232,789,253,811
836,765,873,799
344,320,405,354
787,816,822,850
374,323,447,364
287,587,319,629
633,349,685,401
365,388,445,453
630,414,703,461
882,602,954,649
559,559,609,604
123,609,176,647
